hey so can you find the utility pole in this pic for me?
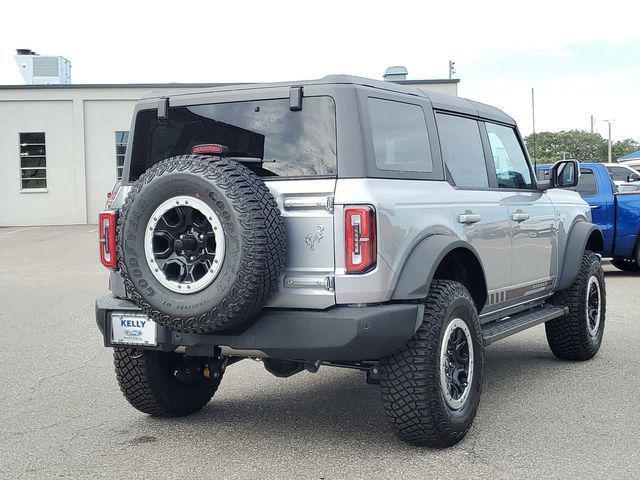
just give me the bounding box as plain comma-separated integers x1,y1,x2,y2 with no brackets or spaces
590,115,594,133
603,119,614,163
448,60,456,79
531,88,536,164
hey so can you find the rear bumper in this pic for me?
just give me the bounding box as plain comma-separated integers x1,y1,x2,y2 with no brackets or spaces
95,295,423,361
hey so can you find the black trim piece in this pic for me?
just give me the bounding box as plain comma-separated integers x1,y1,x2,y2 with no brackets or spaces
482,305,567,345
478,121,499,189
157,97,169,120
96,295,424,361
289,86,303,111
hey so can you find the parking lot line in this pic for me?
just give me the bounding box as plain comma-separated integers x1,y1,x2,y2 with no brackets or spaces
89,228,98,233
3,227,38,235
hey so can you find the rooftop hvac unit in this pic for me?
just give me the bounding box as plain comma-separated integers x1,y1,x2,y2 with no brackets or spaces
14,49,71,85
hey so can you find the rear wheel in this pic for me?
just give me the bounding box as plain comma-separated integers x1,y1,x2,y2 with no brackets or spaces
546,251,605,360
113,348,223,417
380,280,483,447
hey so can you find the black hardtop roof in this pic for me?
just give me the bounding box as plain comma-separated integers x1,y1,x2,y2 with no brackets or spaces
142,74,515,125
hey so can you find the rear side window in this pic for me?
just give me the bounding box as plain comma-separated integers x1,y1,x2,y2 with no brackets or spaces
368,98,432,173
436,113,488,188
485,122,534,189
608,166,634,182
576,169,598,197
129,97,336,180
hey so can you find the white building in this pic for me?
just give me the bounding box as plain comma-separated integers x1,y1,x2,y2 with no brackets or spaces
0,77,459,227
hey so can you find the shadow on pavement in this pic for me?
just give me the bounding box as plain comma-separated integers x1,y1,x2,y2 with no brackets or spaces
129,342,570,449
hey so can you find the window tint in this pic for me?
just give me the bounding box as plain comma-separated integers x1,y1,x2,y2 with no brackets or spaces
436,113,488,188
130,97,336,180
368,98,432,173
576,169,597,197
485,123,533,189
608,166,633,182
19,132,47,189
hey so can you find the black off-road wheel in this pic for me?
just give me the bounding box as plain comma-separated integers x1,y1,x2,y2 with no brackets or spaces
117,155,286,333
114,348,223,417
546,251,605,360
380,280,484,447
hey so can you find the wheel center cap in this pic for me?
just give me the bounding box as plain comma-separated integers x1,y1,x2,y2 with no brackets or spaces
175,237,198,253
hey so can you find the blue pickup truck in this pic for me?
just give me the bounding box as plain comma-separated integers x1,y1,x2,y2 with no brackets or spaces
538,162,640,271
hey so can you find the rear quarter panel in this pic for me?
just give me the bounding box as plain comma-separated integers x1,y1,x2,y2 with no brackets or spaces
334,178,458,304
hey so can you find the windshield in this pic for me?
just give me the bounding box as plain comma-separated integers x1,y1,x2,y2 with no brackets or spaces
129,96,337,180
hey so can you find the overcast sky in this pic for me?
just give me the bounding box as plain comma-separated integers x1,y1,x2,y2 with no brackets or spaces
1,0,638,141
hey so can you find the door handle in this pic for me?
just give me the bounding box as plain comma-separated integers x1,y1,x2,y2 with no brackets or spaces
458,213,482,224
511,212,530,222
590,205,600,210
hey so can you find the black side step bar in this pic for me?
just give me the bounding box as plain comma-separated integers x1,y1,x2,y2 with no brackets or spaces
482,305,568,346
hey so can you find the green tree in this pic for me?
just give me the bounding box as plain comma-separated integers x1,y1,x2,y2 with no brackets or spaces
525,130,640,164
525,130,606,164
612,138,640,160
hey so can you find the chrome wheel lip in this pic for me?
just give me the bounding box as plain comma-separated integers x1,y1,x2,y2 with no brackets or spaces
439,317,474,411
144,195,225,294
586,275,601,336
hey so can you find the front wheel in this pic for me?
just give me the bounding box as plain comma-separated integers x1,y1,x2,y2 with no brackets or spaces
113,348,223,417
546,251,606,360
380,280,484,447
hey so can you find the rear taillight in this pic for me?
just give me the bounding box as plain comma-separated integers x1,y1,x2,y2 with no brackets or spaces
99,210,118,269
345,206,376,274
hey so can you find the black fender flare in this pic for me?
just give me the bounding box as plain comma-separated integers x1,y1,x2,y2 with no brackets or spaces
391,234,487,308
557,221,604,291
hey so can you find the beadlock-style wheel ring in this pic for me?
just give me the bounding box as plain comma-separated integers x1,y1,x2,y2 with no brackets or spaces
439,318,474,410
144,196,225,294
586,275,602,336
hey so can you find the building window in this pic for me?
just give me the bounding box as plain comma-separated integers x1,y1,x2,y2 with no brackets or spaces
115,131,129,180
20,132,47,189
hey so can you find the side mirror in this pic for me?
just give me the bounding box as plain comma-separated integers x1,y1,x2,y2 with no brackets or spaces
538,160,580,190
627,174,639,183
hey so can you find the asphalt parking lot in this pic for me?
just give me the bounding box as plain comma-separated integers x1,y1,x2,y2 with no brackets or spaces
1,225,639,479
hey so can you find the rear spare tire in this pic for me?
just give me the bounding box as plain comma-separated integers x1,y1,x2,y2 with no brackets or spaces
117,155,286,333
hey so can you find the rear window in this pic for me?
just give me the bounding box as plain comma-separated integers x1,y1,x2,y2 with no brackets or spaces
129,96,337,180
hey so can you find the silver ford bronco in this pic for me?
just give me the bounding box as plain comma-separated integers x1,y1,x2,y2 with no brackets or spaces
96,75,606,447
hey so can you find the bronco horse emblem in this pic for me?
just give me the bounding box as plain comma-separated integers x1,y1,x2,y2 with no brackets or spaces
305,225,325,251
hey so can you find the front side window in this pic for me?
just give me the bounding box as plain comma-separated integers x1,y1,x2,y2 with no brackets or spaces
485,122,533,189
436,113,488,188
130,97,336,180
368,98,432,173
19,132,47,189
115,131,129,180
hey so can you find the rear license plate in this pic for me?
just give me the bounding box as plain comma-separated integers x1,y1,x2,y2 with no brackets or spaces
110,312,157,346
